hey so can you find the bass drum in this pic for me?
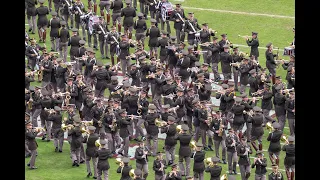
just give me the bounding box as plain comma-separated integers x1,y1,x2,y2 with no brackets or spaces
161,2,174,21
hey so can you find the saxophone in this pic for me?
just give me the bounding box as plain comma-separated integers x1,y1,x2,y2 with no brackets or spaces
218,118,224,137
28,92,33,110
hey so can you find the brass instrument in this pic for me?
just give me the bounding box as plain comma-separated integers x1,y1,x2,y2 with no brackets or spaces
199,42,213,47
248,97,262,101
38,68,43,81
65,91,71,105
282,88,294,95
168,105,179,114
192,82,204,89
251,59,259,66
125,53,136,60
111,89,124,95
218,119,224,137
61,124,74,131
176,125,182,134
32,127,45,133
243,110,254,117
161,94,176,99
239,51,249,57
220,174,228,180
25,70,37,76
78,79,86,87
127,115,142,119
208,28,218,34
81,120,93,126
189,140,196,150
95,139,101,148
230,62,241,68
275,59,290,64
28,91,33,110
251,89,264,96
281,134,289,144
238,34,250,39
155,118,168,127
205,157,214,167
115,157,123,166
45,108,56,115
81,127,89,134
266,122,274,132
129,169,136,178
111,118,117,131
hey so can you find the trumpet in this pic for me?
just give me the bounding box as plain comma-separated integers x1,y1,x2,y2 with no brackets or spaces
275,59,290,64
251,89,264,96
243,110,254,117
193,50,208,54
125,53,136,60
165,45,177,50
168,105,179,114
239,51,249,57
176,125,182,134
192,82,204,89
248,97,262,101
220,174,228,180
32,127,45,133
78,80,86,87
238,34,250,39
209,28,218,34
155,118,168,127
161,94,176,99
199,42,213,47
81,120,93,126
111,119,117,131
281,88,294,94
266,122,274,132
60,61,76,68
126,115,142,119
230,62,242,68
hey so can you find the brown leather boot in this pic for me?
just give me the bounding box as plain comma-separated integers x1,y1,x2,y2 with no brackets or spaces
128,32,132,39
285,169,291,180
291,171,294,180
111,56,115,66
258,143,262,151
94,4,97,14
43,30,46,43
117,23,121,33
107,14,111,25
271,75,276,84
100,11,104,19
251,141,258,151
117,57,120,63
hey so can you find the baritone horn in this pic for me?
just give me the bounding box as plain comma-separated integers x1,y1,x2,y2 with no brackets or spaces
220,174,228,180
281,134,289,143
115,157,123,166
176,125,182,133
129,169,136,178
189,140,196,150
266,122,274,132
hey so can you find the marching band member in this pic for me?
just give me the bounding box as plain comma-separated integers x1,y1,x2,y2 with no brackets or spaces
240,93,255,141
237,136,252,180
220,45,233,84
230,47,241,91
119,34,136,75
267,122,282,166
265,43,277,84
211,111,227,162
170,3,186,44
285,92,295,136
106,26,121,65
83,47,97,88
58,21,70,62
225,128,239,175
165,163,182,180
238,58,251,94
251,150,268,180
248,69,259,98
95,17,110,59
281,54,295,88
99,0,112,25
69,28,81,69
160,116,177,166
72,0,86,40
26,0,37,34
175,124,192,177
268,164,284,180
273,85,287,131
249,106,265,153
121,0,137,39
135,141,149,179
184,12,200,48
48,11,61,52
136,90,149,141
282,136,295,180
26,121,40,170
36,0,49,43
110,0,124,32
128,64,141,87
192,142,206,180
90,61,110,98
231,97,245,139
153,152,167,180
204,157,222,180
134,12,148,48
145,104,160,156
146,19,161,58
206,37,221,82
122,87,139,140
47,106,64,152
261,84,274,124
25,113,32,158
83,126,99,179
117,109,132,157
68,116,82,167
246,32,260,61
96,139,113,180
116,157,132,179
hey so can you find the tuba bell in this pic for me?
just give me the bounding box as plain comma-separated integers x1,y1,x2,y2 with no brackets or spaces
189,140,196,149
95,139,101,148
129,169,135,178
176,125,182,133
266,122,274,132
220,174,228,180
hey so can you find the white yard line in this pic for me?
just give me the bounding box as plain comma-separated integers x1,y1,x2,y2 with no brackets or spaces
182,6,294,19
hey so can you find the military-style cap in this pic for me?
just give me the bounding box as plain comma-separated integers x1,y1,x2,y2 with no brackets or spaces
227,81,235,86
51,11,57,16
182,50,189,56
171,163,178,168
241,93,247,98
55,58,63,63
182,124,189,131
71,28,78,32
188,12,194,14
266,42,273,48
272,122,280,129
221,34,227,37
73,117,81,124
38,0,45,3
202,63,209,67
202,23,208,26
137,12,144,17
168,116,175,122
212,157,220,163
60,21,67,26
111,76,118,81
272,164,278,168
161,30,168,35
86,47,95,53
150,19,157,23
149,104,156,110
235,97,242,103
221,84,229,89
175,3,181,6
176,87,184,92
96,61,103,67
186,176,193,180
288,136,295,142
192,99,199,104
170,36,176,40
79,40,86,45
100,139,107,145
67,77,74,81
54,106,61,111
253,106,262,112
125,0,131,4
129,87,137,93
165,77,172,81
88,126,96,131
134,169,142,176
195,61,201,67
196,142,203,147
197,73,204,78
212,36,218,40
187,45,194,50
275,85,282,91
252,32,258,35
223,44,230,48
249,69,256,74
123,157,130,163
118,109,126,114
123,82,130,88
256,150,263,155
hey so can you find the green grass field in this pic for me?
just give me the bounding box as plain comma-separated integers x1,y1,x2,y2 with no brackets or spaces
25,0,294,179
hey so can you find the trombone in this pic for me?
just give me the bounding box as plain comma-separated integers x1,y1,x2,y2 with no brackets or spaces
199,42,213,47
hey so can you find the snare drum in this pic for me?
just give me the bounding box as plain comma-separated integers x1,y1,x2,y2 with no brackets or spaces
283,47,294,56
